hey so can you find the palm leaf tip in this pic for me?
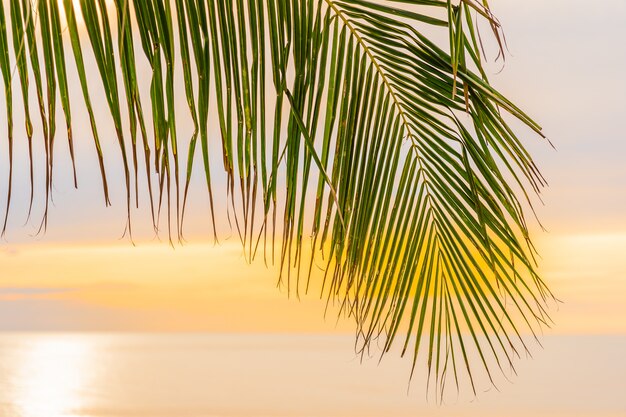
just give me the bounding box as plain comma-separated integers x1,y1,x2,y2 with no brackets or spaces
0,0,555,398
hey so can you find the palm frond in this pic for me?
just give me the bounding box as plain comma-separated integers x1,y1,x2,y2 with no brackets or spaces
0,0,554,398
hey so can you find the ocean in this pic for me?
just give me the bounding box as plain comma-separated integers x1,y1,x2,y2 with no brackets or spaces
0,333,623,417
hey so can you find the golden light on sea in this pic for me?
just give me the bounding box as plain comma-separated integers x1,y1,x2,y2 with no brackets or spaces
10,336,95,417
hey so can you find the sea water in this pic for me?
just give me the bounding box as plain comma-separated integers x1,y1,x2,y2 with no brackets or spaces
0,333,623,417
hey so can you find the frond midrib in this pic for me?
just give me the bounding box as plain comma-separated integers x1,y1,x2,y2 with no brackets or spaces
325,0,471,272
324,3,538,379
325,0,420,145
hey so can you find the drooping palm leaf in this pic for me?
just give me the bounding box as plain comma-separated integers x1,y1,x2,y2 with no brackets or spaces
0,0,554,398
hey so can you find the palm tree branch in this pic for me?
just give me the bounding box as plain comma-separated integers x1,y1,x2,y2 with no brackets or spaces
0,0,555,399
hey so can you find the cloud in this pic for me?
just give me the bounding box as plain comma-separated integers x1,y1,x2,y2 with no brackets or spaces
0,246,20,257
0,287,74,295
0,298,149,331
0,282,136,300
0,287,75,300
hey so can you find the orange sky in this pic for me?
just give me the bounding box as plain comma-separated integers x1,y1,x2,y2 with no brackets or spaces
1,230,624,333
0,0,624,334
0,241,357,332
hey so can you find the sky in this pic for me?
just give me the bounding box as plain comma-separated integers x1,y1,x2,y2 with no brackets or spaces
0,0,624,337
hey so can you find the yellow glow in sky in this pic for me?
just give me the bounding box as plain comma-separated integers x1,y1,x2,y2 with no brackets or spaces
0,232,624,334
0,241,356,332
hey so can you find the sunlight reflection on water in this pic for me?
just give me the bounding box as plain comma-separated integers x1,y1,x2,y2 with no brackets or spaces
4,335,95,417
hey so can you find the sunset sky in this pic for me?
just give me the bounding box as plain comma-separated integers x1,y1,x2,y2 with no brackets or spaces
0,0,624,336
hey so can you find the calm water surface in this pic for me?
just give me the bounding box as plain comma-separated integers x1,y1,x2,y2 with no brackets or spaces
0,333,623,417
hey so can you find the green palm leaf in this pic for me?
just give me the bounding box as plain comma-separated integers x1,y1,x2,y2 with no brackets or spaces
0,0,554,398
